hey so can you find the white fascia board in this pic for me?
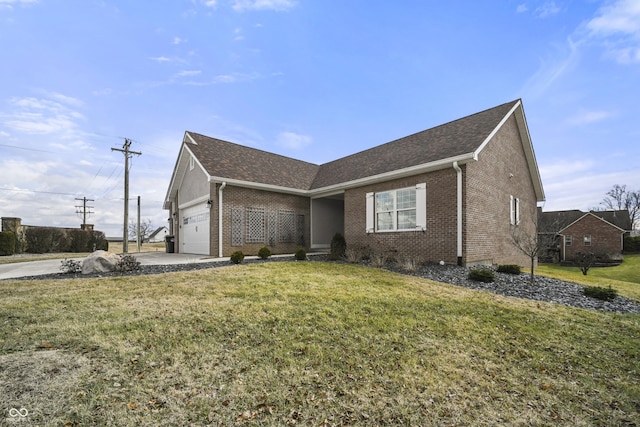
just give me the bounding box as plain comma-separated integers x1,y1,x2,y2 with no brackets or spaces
473,99,545,203
164,142,213,210
208,176,310,196
208,153,476,198
310,153,477,196
178,194,210,210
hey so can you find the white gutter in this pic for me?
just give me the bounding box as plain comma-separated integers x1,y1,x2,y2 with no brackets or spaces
453,161,463,265
218,182,226,258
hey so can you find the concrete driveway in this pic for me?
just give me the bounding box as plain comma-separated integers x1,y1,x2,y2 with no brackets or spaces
0,252,222,280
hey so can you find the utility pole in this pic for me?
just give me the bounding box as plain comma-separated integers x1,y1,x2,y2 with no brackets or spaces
111,139,141,254
75,196,94,229
137,195,141,253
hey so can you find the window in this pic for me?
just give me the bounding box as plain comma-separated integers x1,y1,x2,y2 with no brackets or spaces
565,235,572,246
366,183,426,232
584,234,591,246
510,195,520,225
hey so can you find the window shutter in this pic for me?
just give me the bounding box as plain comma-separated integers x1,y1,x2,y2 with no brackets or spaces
366,192,374,233
510,195,515,225
515,197,520,225
416,183,426,230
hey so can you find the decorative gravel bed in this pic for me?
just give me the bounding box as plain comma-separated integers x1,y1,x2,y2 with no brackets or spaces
15,254,640,314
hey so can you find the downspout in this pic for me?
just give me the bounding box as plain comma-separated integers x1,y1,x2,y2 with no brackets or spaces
453,161,463,266
218,182,226,258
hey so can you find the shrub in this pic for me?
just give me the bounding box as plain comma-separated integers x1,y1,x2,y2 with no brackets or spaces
370,253,388,268
25,227,68,253
399,257,419,273
468,269,495,283
624,235,640,253
294,248,307,261
345,248,361,263
497,264,521,275
0,231,16,256
329,233,347,260
584,285,618,301
59,258,82,274
115,254,141,272
258,246,272,260
230,251,245,264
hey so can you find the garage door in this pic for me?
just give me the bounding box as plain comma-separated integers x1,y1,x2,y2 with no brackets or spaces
179,205,210,255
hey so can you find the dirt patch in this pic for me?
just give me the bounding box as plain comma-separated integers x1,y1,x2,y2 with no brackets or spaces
0,350,90,424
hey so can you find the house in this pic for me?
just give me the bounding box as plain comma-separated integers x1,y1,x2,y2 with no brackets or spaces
538,209,632,262
163,99,545,266
147,226,169,243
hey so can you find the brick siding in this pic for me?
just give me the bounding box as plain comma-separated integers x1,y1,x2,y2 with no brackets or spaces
214,184,310,257
561,214,623,261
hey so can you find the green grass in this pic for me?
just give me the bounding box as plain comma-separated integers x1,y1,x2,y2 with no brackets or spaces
1,262,639,425
537,253,640,301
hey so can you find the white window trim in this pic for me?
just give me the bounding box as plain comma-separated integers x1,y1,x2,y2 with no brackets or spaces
366,183,426,233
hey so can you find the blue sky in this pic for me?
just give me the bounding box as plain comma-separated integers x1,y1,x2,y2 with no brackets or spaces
1,0,638,238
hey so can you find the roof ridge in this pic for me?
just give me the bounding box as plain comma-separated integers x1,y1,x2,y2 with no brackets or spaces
186,131,321,167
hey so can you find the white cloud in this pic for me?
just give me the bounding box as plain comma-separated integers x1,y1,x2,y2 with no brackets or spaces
585,0,640,64
276,131,312,149
232,0,296,12
202,0,217,8
174,70,202,78
1,96,85,136
535,1,560,18
516,4,528,13
149,56,172,63
521,37,580,99
172,36,187,45
566,109,616,126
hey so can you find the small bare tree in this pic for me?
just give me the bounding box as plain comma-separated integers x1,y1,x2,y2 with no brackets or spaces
511,216,560,284
128,219,154,246
601,184,640,229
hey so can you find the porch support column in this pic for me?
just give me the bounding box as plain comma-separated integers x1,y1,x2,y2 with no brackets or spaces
218,182,226,258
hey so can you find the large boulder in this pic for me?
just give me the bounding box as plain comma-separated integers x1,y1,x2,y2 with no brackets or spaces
82,250,121,274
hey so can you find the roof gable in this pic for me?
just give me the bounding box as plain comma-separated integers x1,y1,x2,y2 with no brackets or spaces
558,212,627,234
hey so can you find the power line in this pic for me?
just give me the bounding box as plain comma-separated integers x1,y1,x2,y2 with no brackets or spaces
0,143,55,153
0,187,79,196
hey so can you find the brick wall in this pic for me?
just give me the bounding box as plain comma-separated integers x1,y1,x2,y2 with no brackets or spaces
561,214,623,261
464,114,538,266
344,169,458,263
215,185,310,257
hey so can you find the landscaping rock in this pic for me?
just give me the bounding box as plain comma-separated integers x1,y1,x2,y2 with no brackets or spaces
81,250,121,274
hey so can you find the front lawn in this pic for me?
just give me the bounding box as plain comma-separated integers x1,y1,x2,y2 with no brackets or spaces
1,262,639,425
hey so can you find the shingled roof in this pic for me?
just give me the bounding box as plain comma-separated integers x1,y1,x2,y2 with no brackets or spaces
310,99,520,189
186,133,319,190
166,99,541,207
539,209,632,233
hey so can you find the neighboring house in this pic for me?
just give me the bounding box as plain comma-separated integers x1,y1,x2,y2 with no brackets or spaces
164,99,545,266
147,226,169,243
538,209,632,262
